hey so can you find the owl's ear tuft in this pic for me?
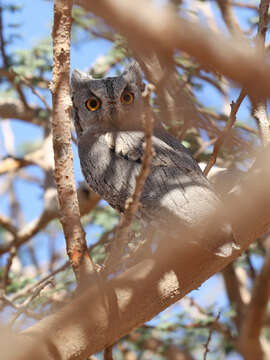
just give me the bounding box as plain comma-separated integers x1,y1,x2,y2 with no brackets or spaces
122,61,144,91
71,69,90,90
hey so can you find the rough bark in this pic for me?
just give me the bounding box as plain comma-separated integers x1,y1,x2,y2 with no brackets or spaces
51,0,97,284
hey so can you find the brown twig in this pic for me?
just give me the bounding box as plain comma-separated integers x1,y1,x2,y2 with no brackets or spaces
203,89,246,176
230,1,258,10
245,249,257,280
203,311,221,360
104,345,114,360
0,213,17,236
0,184,100,256
194,138,216,160
9,279,54,326
216,0,243,36
0,98,45,126
0,6,29,109
19,75,51,113
2,246,16,291
51,0,97,285
256,0,270,45
181,297,235,343
0,6,9,67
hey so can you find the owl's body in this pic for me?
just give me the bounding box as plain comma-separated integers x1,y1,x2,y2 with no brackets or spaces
71,63,235,253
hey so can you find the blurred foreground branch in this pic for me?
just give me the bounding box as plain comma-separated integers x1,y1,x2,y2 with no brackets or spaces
77,0,270,99
1,139,270,359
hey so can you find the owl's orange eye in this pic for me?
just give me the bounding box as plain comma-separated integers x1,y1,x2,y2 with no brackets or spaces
121,91,134,105
86,98,101,111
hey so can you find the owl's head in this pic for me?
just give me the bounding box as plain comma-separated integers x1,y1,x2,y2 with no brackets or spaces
71,62,145,136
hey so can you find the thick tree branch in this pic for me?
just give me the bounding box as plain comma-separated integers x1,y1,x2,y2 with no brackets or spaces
0,141,269,359
238,253,270,360
222,264,249,330
51,0,97,284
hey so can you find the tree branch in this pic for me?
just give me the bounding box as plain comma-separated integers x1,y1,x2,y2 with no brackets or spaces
238,253,270,359
77,0,270,99
203,89,246,176
216,0,243,35
1,140,269,359
0,98,47,126
51,0,97,284
252,0,270,147
0,184,100,256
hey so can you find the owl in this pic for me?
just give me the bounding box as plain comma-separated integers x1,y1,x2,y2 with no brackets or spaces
71,62,236,256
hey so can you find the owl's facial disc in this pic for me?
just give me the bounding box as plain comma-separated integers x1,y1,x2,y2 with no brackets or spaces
71,62,145,134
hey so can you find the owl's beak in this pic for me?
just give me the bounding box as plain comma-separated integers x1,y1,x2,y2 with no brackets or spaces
105,108,120,129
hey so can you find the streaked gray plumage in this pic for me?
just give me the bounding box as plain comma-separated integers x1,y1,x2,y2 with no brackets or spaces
71,63,236,255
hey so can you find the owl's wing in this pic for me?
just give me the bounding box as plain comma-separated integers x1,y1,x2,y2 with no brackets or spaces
104,130,236,254
87,130,216,217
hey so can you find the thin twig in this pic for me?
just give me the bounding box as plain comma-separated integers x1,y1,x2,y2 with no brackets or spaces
0,294,43,321
203,311,221,360
10,262,68,302
2,246,16,291
0,6,9,67
104,345,114,360
203,89,246,176
0,213,17,236
230,1,258,10
194,138,216,160
19,75,51,112
9,280,53,326
0,6,28,108
216,0,243,36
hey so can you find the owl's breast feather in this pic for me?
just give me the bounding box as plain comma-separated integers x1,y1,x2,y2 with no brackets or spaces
79,130,219,222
